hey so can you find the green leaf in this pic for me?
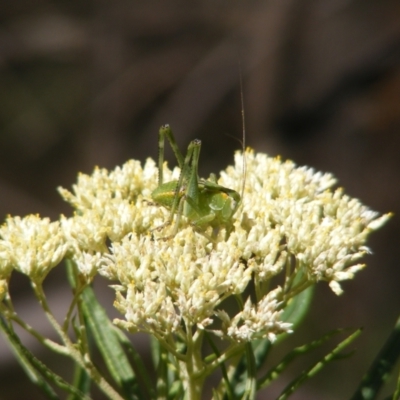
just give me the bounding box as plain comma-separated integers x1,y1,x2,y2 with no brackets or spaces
66,363,91,400
152,336,169,398
258,328,348,390
80,285,139,400
224,339,271,399
350,315,400,400
393,367,400,400
204,331,236,400
113,328,155,399
281,283,315,331
0,317,90,400
242,342,257,400
65,259,140,399
276,328,361,399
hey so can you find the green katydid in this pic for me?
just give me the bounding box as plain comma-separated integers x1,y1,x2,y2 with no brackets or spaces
151,124,244,239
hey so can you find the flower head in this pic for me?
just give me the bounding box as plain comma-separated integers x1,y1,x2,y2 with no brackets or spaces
57,149,390,342
0,215,68,283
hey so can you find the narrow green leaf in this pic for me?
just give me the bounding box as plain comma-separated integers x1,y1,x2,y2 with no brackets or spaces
242,342,257,400
66,363,91,400
113,328,155,399
393,367,400,400
0,317,59,399
258,328,346,390
150,333,160,368
0,317,90,400
281,284,315,331
156,345,168,399
252,338,272,370
204,331,236,400
80,285,139,400
65,259,140,399
350,315,400,400
277,328,361,399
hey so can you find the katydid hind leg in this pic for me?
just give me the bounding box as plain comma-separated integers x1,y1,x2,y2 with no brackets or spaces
158,125,185,185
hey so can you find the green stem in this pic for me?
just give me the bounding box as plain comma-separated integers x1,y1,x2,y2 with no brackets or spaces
1,305,69,355
179,325,205,400
154,331,187,361
31,281,124,400
204,342,246,376
62,276,87,332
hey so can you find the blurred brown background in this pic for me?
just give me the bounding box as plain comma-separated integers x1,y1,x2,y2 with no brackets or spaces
1,1,400,399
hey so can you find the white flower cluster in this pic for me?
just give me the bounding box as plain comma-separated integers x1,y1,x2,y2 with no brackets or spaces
105,230,255,339
0,215,67,284
222,151,390,295
0,150,390,342
216,287,292,342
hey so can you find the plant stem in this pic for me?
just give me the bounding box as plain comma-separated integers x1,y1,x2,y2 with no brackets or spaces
178,325,205,400
32,281,124,400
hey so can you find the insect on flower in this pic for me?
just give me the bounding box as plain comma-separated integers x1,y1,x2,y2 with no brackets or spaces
151,83,246,240
151,124,245,239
